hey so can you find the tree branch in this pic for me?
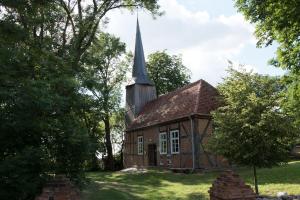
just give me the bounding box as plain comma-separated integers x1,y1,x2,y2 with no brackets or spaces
59,0,76,35
78,0,82,24
62,17,70,51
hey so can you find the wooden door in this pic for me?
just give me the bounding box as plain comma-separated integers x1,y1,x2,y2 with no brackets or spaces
148,144,157,166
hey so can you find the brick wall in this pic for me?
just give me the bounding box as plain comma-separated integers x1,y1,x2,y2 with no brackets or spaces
209,170,256,200
35,175,80,200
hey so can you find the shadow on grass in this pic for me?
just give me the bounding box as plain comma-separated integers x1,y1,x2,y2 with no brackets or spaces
98,170,218,185
81,176,189,200
187,192,207,200
82,171,211,200
81,181,143,200
82,161,300,200
238,161,300,185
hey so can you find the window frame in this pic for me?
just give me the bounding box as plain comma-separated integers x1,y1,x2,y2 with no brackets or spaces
170,130,180,154
159,132,167,155
137,136,143,155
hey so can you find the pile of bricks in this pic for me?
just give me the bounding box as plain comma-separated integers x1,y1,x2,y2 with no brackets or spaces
35,175,80,200
209,170,256,200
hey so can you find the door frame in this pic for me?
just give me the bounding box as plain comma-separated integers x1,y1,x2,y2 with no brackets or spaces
148,144,157,166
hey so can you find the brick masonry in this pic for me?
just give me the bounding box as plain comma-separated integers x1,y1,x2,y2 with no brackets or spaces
35,175,80,200
209,170,256,200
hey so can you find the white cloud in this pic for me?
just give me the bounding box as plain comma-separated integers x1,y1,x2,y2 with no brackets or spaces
159,0,210,24
229,60,258,73
104,0,272,86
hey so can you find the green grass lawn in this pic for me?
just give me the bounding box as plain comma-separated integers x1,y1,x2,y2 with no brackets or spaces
82,161,300,200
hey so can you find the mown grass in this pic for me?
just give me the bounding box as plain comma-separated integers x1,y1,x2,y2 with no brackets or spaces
82,161,300,200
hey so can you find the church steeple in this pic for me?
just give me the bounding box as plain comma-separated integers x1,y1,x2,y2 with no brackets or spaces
131,18,153,85
125,18,157,128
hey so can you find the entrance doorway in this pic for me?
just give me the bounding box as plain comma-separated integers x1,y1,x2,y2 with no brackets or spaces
148,144,157,166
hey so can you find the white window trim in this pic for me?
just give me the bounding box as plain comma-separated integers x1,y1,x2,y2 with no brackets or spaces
137,136,143,155
170,130,180,154
159,132,167,155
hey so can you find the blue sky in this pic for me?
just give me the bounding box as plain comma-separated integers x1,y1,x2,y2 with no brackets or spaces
105,0,284,86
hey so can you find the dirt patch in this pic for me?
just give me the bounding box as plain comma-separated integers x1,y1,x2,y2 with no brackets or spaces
120,167,148,174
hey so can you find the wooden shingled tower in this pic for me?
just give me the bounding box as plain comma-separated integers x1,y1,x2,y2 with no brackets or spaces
125,18,157,127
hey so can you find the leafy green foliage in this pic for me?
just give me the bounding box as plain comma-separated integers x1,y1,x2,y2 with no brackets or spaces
234,0,300,155
0,0,160,199
81,33,129,170
147,51,191,96
282,74,300,127
109,108,126,170
0,147,47,200
234,0,300,71
0,10,91,198
82,33,128,115
208,67,297,193
210,67,295,167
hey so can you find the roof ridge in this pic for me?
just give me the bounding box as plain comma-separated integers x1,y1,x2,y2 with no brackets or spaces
157,79,202,99
134,80,202,117
194,80,203,113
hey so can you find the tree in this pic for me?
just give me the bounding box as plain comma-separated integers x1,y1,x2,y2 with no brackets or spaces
0,0,160,71
82,32,129,170
281,73,300,127
110,108,126,170
234,0,300,71
147,50,191,96
234,0,300,130
96,109,126,170
0,3,92,198
208,67,296,194
0,1,160,199
81,97,105,171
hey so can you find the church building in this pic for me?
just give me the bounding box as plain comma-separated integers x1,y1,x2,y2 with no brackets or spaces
124,19,227,170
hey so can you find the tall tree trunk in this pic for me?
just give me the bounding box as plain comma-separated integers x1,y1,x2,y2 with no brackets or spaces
91,153,99,171
253,165,259,195
104,114,114,171
120,140,124,169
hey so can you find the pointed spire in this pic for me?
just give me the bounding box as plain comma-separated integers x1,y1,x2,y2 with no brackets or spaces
131,18,154,85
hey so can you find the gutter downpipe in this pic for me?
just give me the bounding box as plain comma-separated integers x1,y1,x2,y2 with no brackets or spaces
189,115,195,171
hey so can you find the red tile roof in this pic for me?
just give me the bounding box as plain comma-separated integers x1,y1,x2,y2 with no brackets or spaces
127,79,219,131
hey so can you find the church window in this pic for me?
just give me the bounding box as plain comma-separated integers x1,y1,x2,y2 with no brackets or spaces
170,130,180,154
159,132,167,154
137,136,143,155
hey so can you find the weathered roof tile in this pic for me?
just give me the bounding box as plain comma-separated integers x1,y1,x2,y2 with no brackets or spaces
127,79,219,130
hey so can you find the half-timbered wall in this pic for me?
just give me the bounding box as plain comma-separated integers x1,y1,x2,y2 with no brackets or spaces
124,119,193,169
124,117,228,169
195,117,228,169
